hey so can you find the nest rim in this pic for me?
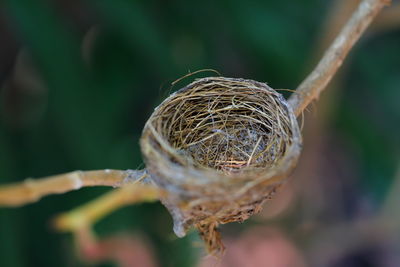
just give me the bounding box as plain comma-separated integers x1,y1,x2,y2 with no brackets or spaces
141,76,301,190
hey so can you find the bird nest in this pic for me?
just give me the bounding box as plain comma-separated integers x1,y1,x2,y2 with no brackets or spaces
140,77,301,253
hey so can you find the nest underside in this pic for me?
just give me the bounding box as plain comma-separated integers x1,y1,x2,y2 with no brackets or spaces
140,77,302,253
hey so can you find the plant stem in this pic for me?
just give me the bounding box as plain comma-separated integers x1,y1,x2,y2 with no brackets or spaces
0,169,147,207
53,182,161,232
289,0,391,117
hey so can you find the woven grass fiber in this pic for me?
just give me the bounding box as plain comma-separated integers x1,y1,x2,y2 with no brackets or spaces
140,77,302,253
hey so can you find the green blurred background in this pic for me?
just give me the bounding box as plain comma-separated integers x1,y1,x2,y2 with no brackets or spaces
0,0,399,266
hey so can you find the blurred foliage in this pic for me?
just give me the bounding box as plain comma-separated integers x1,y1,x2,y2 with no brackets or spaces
0,0,399,266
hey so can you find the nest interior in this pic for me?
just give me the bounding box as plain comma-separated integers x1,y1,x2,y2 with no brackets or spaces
140,77,301,253
166,80,290,172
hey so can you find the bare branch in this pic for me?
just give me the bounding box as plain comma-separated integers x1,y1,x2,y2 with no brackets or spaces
53,182,161,232
0,169,147,207
289,0,391,117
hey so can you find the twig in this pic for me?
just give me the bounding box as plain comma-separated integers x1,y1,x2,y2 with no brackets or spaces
289,0,391,117
53,182,161,232
0,169,147,207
